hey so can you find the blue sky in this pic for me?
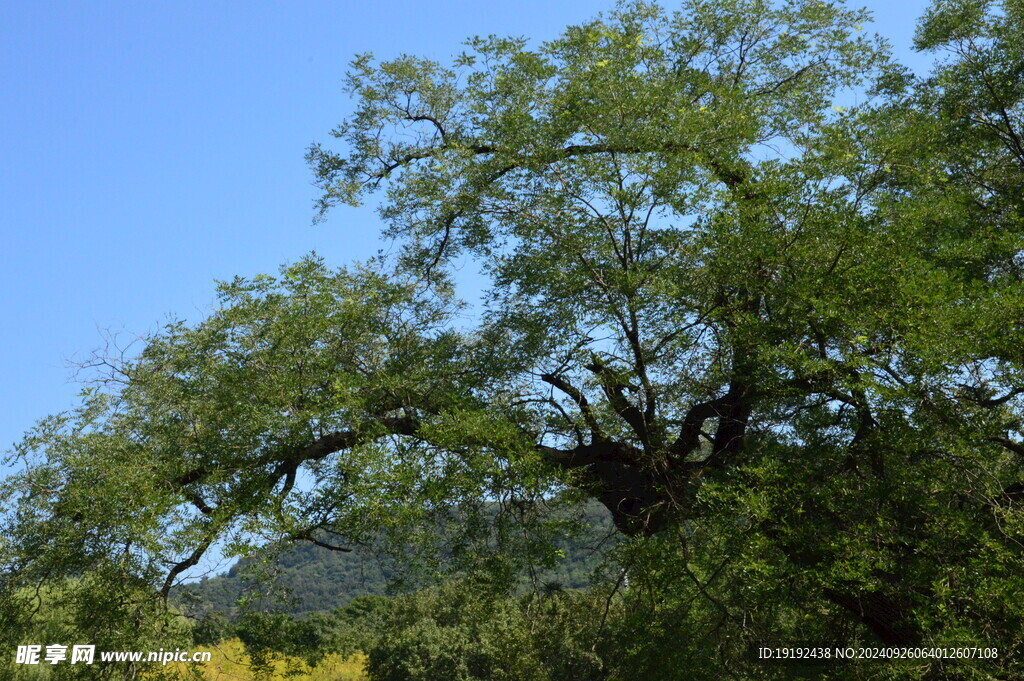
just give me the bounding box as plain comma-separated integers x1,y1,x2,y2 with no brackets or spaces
1,0,934,459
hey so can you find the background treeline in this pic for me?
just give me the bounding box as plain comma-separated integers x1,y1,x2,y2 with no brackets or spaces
179,501,617,619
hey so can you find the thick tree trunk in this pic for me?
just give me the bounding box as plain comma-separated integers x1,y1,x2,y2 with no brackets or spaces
822,587,920,646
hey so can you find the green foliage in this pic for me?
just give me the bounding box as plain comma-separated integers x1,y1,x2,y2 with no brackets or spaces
191,611,231,647
4,1,1024,679
0,580,195,681
237,610,344,670
218,595,390,677
366,580,607,681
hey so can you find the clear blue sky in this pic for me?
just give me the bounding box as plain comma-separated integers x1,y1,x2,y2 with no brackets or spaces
1,0,933,457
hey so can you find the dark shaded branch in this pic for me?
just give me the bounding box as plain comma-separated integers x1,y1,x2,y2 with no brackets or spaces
668,380,753,465
536,440,642,469
822,587,920,646
290,530,353,553
541,372,605,439
623,312,658,433
170,416,421,512
669,394,735,460
961,386,1024,408
707,387,752,469
366,139,750,194
181,490,215,516
585,358,650,447
422,162,517,280
408,114,448,142
160,534,215,599
988,435,1024,458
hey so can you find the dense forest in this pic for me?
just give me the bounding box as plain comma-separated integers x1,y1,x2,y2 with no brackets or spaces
180,501,617,618
181,543,395,618
4,0,1024,679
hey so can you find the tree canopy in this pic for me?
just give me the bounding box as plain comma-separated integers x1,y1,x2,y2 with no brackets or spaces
4,1,1024,679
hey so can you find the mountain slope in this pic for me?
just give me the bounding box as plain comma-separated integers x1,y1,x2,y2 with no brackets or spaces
178,502,619,617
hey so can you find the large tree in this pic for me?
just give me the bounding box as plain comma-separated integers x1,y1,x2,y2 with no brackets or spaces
3,1,1024,679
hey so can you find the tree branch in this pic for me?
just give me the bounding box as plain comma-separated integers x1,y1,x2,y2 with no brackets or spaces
541,372,605,439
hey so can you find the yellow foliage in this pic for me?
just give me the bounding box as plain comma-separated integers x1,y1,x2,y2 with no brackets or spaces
155,639,367,681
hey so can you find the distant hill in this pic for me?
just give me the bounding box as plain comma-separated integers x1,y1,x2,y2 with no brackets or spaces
177,545,395,617
177,502,619,618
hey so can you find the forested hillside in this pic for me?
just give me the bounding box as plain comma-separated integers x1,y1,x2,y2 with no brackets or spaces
180,545,393,618
180,502,618,618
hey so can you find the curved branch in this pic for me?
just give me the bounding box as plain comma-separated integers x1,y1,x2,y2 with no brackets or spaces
541,372,605,440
